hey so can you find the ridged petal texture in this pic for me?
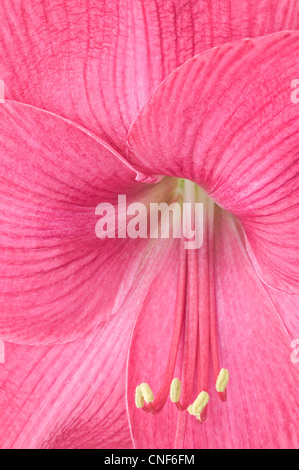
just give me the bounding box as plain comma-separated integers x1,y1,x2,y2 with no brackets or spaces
0,0,297,152
128,32,299,294
0,0,298,450
127,211,299,448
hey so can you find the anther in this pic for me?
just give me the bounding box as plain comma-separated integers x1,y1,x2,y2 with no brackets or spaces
216,368,229,393
170,378,181,403
135,383,154,410
140,383,154,402
135,385,144,408
187,391,209,416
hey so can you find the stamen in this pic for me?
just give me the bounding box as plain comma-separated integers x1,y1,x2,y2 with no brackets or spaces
175,248,199,411
170,378,181,403
208,203,228,402
196,414,206,423
135,383,154,410
139,383,154,402
134,180,229,429
187,391,209,416
135,385,144,408
135,243,187,414
216,368,229,393
196,191,210,422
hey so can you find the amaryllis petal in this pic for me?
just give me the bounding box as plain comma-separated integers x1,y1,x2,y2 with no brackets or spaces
0,101,173,344
127,210,299,449
127,31,299,293
0,310,136,449
0,1,297,152
263,285,299,339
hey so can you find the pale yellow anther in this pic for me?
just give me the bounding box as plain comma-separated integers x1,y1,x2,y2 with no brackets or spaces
216,368,229,393
187,404,195,415
187,391,209,416
139,383,154,402
135,386,144,408
135,383,154,409
170,378,181,403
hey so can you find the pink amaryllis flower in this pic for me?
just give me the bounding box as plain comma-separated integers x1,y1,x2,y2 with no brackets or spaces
0,0,298,449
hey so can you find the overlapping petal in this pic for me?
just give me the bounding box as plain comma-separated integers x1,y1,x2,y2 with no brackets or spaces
127,31,299,293
0,1,297,152
127,209,299,449
0,101,175,344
